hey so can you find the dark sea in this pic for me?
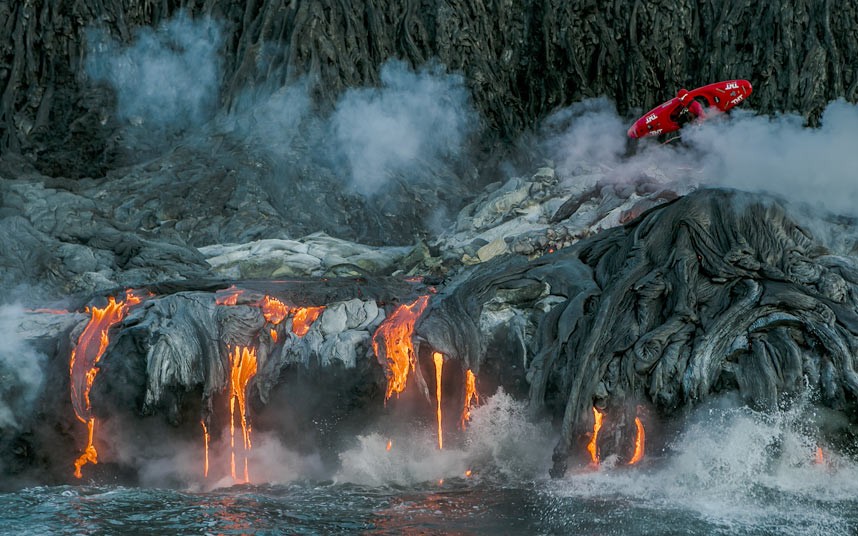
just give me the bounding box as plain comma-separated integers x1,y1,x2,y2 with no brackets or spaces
3,393,856,535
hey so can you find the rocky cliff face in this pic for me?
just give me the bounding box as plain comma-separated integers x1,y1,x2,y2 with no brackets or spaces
3,1,857,176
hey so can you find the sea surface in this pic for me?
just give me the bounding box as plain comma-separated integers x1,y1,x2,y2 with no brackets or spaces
3,394,857,535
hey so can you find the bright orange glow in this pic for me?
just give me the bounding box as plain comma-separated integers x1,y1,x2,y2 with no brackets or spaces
816,446,825,465
261,296,290,324
228,346,258,483
291,306,325,336
433,352,444,450
215,286,244,306
69,289,143,478
629,417,645,465
460,369,479,429
202,421,210,478
372,295,430,400
73,418,97,479
386,439,393,451
465,469,472,477
587,408,603,465
270,328,278,342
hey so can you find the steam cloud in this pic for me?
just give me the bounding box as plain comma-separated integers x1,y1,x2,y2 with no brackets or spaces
85,12,222,135
0,306,46,430
545,97,858,218
330,60,477,195
686,99,858,216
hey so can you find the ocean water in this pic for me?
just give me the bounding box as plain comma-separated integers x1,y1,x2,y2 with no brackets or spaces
3,393,857,535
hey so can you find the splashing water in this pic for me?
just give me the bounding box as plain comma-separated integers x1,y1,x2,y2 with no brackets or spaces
545,398,858,536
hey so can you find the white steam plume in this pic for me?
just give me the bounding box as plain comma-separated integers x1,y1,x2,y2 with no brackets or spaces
0,305,46,430
686,99,858,215
330,60,477,195
546,97,858,219
85,12,222,134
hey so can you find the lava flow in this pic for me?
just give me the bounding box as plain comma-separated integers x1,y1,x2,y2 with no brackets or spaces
291,305,325,336
70,289,144,478
228,345,258,483
629,417,646,465
371,295,430,400
460,369,479,429
201,421,210,478
433,352,444,449
587,407,604,465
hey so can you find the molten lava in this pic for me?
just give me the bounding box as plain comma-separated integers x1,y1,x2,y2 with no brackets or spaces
261,295,290,324
202,421,210,478
371,295,430,400
215,286,245,306
816,446,825,465
386,439,393,451
629,417,646,465
587,407,604,465
460,369,479,429
433,352,444,450
69,289,144,478
228,345,258,483
291,305,325,336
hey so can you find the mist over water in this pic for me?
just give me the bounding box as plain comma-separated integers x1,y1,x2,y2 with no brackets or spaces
0,306,46,431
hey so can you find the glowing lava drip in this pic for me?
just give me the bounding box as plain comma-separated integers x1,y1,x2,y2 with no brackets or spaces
433,352,444,449
587,408,604,465
587,408,646,466
371,295,430,400
629,417,646,465
228,346,258,483
69,289,143,478
460,369,479,429
201,421,210,478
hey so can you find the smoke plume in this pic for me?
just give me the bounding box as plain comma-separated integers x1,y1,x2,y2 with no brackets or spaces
330,60,477,195
85,12,222,136
0,306,46,430
543,97,858,219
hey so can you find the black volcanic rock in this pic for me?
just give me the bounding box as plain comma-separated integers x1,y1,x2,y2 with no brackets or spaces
416,189,858,474
2,1,857,174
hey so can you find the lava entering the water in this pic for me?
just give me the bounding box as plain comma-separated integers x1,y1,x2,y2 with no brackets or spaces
69,289,144,478
201,421,210,478
629,417,646,465
587,407,603,465
460,369,479,429
433,352,444,450
228,345,258,483
371,295,430,400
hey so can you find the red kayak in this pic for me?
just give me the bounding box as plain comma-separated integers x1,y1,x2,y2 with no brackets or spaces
627,80,753,139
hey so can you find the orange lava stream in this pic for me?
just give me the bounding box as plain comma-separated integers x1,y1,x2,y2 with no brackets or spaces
229,346,258,483
816,446,825,465
628,417,646,465
70,289,144,478
202,421,210,478
72,418,97,479
261,296,290,324
291,306,325,336
215,286,245,306
371,295,430,400
433,352,444,450
270,328,279,342
386,439,393,451
460,369,479,429
587,408,604,465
